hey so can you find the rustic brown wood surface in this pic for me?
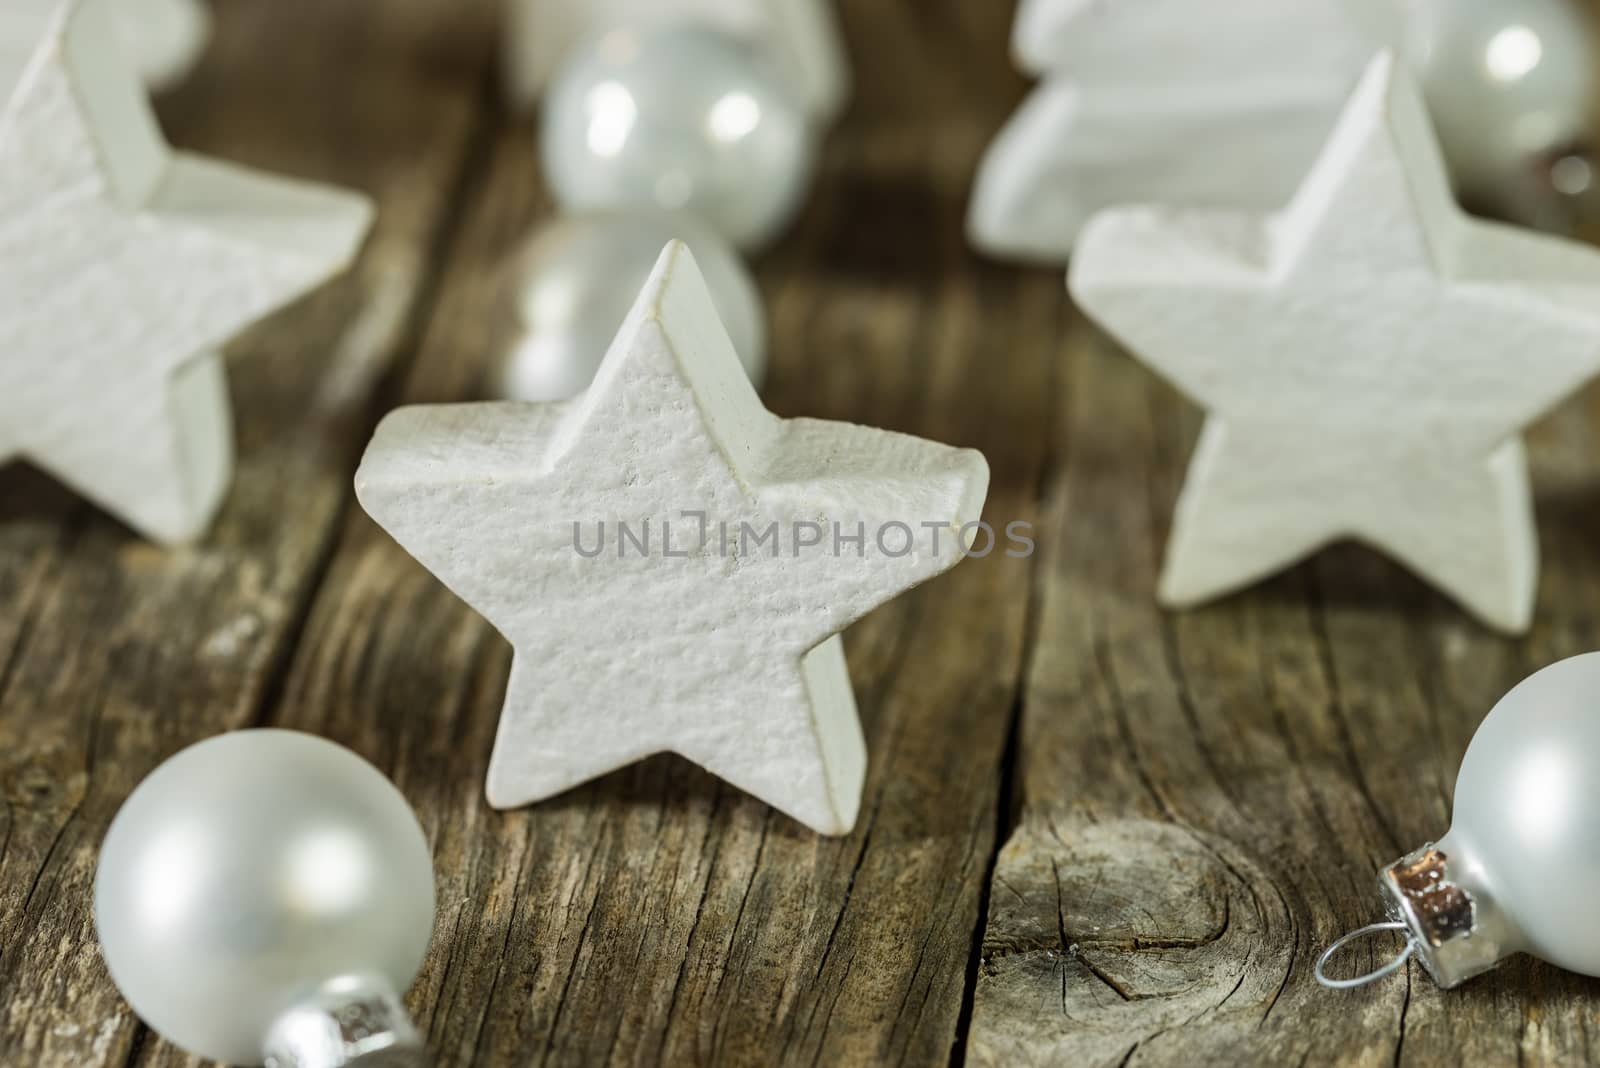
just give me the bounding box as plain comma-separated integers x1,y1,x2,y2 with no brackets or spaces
2,1,1599,1066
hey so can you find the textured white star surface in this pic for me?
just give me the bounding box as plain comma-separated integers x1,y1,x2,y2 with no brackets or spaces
504,0,849,121
0,0,372,543
969,0,1397,262
1069,54,1600,634
356,242,989,835
4,0,210,92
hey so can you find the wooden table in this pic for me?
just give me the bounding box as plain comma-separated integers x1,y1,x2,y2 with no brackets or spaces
4,1,1600,1065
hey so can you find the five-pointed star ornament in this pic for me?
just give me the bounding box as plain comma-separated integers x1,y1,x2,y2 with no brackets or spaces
1069,53,1600,634
503,0,849,122
5,0,210,94
0,0,373,544
356,242,990,835
108,0,212,91
968,0,1399,263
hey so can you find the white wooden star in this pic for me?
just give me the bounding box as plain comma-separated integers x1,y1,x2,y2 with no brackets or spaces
969,0,1397,263
0,5,54,100
356,242,988,834
1068,54,1600,634
4,0,210,93
0,0,372,543
114,0,211,91
503,0,849,122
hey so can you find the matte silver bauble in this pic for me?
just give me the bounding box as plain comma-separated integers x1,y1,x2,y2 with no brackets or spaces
1321,654,1600,991
1429,653,1600,981
95,731,435,1067
495,211,766,403
1405,0,1598,229
540,26,817,250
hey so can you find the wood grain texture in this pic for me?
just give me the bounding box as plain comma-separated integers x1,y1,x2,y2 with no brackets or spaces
6,0,1600,1066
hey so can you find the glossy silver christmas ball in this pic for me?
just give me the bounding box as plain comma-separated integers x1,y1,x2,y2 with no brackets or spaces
1405,0,1597,228
1438,653,1600,977
495,211,767,402
540,25,817,250
95,731,435,1066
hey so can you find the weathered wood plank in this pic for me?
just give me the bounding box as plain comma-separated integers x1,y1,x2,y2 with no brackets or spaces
0,0,499,1063
969,299,1600,1065
255,2,1052,1065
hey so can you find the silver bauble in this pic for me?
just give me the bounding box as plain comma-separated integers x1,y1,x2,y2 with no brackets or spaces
95,731,435,1066
1404,0,1598,229
495,211,767,403
540,25,817,250
1431,653,1600,981
1325,655,1600,991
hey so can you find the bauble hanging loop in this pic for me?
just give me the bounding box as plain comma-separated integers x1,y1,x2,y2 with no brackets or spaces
1313,922,1415,991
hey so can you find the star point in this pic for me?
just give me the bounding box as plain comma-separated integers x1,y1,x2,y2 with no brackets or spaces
1070,53,1600,633
3,0,210,95
357,242,989,834
0,0,373,543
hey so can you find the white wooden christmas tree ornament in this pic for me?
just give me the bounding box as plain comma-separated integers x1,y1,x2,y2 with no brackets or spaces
0,0,373,544
356,242,989,835
504,0,849,122
969,0,1397,263
4,0,210,93
1069,54,1600,634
